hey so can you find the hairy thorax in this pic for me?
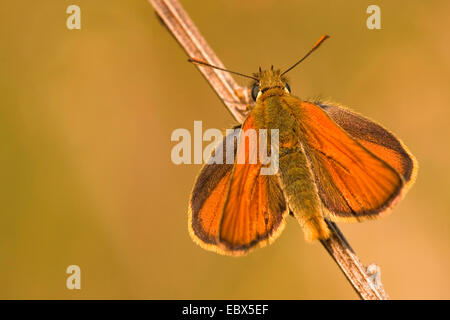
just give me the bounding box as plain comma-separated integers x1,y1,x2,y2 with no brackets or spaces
252,88,300,149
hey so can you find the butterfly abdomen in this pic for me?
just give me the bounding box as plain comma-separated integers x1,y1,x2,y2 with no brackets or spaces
278,145,330,241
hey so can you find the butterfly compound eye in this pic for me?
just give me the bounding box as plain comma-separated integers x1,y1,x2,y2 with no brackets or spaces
251,83,260,101
285,82,291,93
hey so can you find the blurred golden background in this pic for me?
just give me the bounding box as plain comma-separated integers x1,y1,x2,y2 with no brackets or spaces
0,0,449,299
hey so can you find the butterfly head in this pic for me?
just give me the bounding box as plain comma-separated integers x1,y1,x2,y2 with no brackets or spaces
251,66,291,101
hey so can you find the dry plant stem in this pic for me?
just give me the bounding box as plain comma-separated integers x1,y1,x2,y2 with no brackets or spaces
149,0,390,300
321,221,389,299
149,0,248,122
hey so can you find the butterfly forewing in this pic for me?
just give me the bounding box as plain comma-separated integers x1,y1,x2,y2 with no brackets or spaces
318,102,417,188
189,116,288,256
288,99,406,220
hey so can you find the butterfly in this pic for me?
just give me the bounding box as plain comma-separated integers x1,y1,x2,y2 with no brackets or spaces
187,35,417,256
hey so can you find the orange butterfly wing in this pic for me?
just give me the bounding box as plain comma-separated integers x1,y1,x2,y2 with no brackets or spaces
288,99,406,221
318,102,417,188
188,117,288,256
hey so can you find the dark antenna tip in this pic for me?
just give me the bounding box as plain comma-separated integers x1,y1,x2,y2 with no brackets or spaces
281,35,330,76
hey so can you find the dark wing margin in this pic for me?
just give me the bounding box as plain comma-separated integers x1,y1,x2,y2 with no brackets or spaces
189,127,237,249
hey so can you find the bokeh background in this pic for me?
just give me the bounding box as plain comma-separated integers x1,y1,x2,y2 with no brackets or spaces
1,0,449,299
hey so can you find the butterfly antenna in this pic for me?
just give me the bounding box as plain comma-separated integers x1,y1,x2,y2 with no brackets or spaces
188,58,258,81
281,35,330,76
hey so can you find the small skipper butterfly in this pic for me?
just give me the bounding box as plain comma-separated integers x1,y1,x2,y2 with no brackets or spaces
187,35,418,256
